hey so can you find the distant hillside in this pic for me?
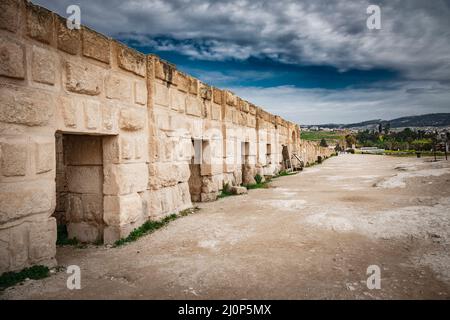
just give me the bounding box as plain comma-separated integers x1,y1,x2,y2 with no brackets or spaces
313,113,450,129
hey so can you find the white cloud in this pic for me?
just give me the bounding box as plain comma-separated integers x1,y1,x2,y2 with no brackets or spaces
229,81,450,124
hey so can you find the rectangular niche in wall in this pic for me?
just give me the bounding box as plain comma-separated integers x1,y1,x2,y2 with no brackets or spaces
54,133,105,243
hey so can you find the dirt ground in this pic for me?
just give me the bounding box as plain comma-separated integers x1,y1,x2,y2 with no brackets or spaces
2,154,450,300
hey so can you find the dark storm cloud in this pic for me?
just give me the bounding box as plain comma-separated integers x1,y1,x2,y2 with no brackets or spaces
34,0,450,82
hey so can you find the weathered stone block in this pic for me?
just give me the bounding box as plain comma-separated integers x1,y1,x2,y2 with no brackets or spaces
0,37,25,79
26,3,54,44
148,162,190,189
56,16,81,55
82,27,110,64
103,163,148,195
32,46,56,85
67,222,101,243
64,135,103,165
117,44,146,77
66,166,103,194
134,81,147,106
121,137,134,160
0,0,20,33
213,88,223,105
200,84,212,100
189,78,198,95
67,193,103,224
0,180,55,224
225,91,237,106
28,218,57,263
103,193,143,226
171,89,185,112
60,96,77,128
0,86,54,126
155,58,176,84
102,104,115,132
105,75,131,102
186,96,202,117
231,186,247,195
154,82,170,107
211,104,221,121
1,140,27,177
35,141,54,174
84,100,100,129
176,72,189,93
119,108,145,131
9,223,28,270
65,61,103,95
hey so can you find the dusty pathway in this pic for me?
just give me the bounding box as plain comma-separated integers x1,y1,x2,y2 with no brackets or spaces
2,154,450,299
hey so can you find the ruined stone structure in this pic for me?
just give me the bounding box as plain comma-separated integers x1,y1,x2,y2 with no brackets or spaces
0,0,333,273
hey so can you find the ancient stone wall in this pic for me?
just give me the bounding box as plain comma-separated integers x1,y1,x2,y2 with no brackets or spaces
0,0,333,273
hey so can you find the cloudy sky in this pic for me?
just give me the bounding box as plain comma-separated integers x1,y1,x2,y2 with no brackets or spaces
36,0,450,124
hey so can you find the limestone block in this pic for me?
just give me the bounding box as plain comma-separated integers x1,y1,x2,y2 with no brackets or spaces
66,166,103,194
175,72,189,93
0,37,25,79
106,74,131,102
117,44,146,77
56,16,81,55
121,137,134,160
102,104,116,132
60,97,77,128
103,163,148,195
231,186,247,195
9,223,28,270
64,135,103,165
0,180,55,224
186,96,202,117
67,222,101,243
155,58,176,84
225,91,237,106
32,46,56,85
134,81,147,106
35,141,54,174
200,192,217,202
213,88,223,105
0,236,9,272
28,218,57,263
154,82,170,107
26,3,53,44
103,136,121,164
240,100,250,113
1,140,27,177
82,27,110,64
0,0,20,32
103,193,143,226
171,89,186,112
119,108,145,131
148,162,190,189
67,193,103,224
249,104,257,115
200,84,212,100
84,100,100,129
189,78,198,95
211,104,221,120
65,61,103,95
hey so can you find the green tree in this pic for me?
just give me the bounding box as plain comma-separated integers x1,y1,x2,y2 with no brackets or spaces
320,138,328,147
345,134,357,148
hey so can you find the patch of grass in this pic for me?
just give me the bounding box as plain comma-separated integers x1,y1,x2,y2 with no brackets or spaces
0,265,50,291
218,189,234,198
114,207,200,247
273,170,297,178
244,181,270,190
